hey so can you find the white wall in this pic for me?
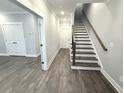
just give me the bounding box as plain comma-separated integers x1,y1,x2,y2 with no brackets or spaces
83,0,123,91
0,13,40,56
17,0,60,70
59,19,72,48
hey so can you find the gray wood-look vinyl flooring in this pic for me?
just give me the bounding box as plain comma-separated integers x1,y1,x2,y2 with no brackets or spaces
0,49,117,93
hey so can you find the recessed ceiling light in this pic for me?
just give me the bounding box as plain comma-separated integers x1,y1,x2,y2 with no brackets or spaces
61,11,64,15
76,3,81,6
63,18,66,21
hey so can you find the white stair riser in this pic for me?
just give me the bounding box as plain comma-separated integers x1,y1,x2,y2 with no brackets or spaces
75,49,94,51
71,66,101,70
75,45,93,47
75,38,90,40
71,54,96,57
71,60,98,63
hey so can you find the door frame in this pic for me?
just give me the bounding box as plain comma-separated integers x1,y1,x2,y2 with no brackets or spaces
37,18,47,70
1,22,26,56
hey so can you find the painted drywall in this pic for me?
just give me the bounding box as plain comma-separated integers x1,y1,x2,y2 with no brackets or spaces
17,0,60,69
0,25,7,53
75,5,83,20
83,0,123,89
0,13,40,55
32,15,40,55
59,19,72,48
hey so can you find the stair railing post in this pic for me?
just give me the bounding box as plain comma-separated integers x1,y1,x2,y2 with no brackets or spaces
72,25,76,66
72,42,76,66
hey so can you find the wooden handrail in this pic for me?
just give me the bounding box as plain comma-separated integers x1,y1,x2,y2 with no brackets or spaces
83,12,108,51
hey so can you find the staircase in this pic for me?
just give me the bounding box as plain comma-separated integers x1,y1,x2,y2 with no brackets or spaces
71,21,101,70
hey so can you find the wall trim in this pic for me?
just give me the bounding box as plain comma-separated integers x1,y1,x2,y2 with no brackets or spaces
26,52,40,57
101,69,123,93
0,53,9,56
0,12,29,15
47,48,60,70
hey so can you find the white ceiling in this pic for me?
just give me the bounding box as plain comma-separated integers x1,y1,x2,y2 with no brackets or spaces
45,0,105,18
0,0,105,17
45,0,83,18
0,0,26,13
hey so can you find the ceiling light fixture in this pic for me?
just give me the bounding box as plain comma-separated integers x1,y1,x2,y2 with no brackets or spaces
61,11,64,15
63,18,66,21
76,3,81,6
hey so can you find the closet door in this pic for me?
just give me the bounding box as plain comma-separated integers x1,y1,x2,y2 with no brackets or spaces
3,23,26,56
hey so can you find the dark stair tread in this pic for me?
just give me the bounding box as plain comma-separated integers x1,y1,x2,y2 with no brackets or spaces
74,27,86,29
74,25,85,28
71,43,92,45
75,40,90,42
76,43,92,45
75,56,98,61
74,32,87,33
71,47,93,50
72,51,96,54
74,34,88,36
74,28,86,30
75,37,89,38
74,62,100,67
76,47,94,49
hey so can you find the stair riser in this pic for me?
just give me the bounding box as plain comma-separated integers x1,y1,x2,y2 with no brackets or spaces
71,60,98,63
71,54,97,57
71,66,101,71
74,31,87,33
71,48,94,51
75,39,91,41
75,45,93,47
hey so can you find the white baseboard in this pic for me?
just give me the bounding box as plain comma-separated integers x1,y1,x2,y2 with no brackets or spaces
26,53,40,57
101,69,123,93
47,48,60,70
0,53,9,56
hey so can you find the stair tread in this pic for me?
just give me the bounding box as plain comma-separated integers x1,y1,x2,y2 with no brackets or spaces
73,51,96,54
74,32,87,33
75,34,88,35
74,26,85,27
75,40,90,42
71,47,93,49
76,47,94,49
74,29,86,30
76,43,92,45
74,62,100,67
75,36,89,38
75,56,98,60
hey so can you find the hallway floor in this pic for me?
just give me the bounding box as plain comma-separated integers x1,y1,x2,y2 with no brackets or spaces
0,49,117,93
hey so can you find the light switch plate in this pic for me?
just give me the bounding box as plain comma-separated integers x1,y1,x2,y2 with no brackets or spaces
120,76,123,82
109,42,114,48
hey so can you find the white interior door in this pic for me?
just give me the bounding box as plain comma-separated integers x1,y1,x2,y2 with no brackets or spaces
2,23,26,56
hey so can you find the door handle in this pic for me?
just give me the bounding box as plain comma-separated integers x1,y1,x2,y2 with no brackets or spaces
13,42,17,44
